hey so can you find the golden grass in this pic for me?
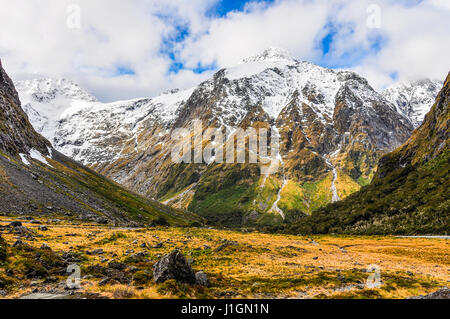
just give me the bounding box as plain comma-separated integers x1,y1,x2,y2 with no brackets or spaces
0,218,448,299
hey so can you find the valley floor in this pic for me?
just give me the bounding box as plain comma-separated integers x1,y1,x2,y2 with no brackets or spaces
0,217,448,299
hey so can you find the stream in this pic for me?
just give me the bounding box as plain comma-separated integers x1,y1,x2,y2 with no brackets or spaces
271,175,287,220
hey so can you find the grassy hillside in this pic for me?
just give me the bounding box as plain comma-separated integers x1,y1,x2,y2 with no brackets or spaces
282,149,449,235
0,149,202,227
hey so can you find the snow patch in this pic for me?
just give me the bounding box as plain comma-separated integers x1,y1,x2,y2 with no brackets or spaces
18,149,51,167
29,149,51,166
19,153,30,166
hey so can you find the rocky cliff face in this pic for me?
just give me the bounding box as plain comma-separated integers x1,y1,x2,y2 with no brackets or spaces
16,48,431,226
0,59,50,156
0,59,200,227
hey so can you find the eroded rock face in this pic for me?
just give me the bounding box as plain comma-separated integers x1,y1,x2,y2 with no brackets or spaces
153,250,196,284
0,59,50,156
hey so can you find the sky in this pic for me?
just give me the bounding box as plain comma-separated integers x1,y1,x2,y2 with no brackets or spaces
0,0,449,102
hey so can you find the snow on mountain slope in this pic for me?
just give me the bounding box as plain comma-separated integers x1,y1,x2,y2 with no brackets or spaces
383,79,443,128
53,86,195,164
15,48,432,226
15,77,195,164
226,47,298,80
17,48,414,165
225,60,383,122
15,78,97,143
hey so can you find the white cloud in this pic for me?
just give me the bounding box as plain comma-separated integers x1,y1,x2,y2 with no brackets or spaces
331,0,450,89
178,0,330,69
0,0,216,101
0,0,448,101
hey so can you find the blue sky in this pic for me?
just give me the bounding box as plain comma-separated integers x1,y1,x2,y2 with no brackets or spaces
208,0,275,17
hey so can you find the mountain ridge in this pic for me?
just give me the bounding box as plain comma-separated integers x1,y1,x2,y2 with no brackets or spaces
0,59,201,227
12,49,443,226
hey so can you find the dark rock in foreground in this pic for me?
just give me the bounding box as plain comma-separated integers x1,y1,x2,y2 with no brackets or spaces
409,288,449,299
153,250,196,284
195,271,210,287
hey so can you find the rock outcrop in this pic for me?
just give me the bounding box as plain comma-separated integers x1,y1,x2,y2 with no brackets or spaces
153,250,196,284
0,59,50,156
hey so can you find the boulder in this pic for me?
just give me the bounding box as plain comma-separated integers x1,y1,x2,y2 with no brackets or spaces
9,221,22,228
12,240,29,248
214,240,238,252
409,288,450,299
40,243,51,250
87,249,104,255
96,217,108,225
108,260,127,271
153,250,196,284
195,271,210,287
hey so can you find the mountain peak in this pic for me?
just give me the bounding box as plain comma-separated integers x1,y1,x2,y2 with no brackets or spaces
241,47,297,64
14,77,97,103
383,77,443,128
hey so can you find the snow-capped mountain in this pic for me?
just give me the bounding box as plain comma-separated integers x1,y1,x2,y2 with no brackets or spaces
383,78,443,128
17,47,439,227
15,78,97,144
0,60,199,226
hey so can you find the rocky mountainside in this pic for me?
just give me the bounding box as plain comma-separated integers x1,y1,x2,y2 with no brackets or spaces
0,60,50,157
0,59,201,227
17,48,438,227
284,72,449,235
383,78,443,128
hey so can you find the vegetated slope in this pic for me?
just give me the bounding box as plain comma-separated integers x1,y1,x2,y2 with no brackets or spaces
0,59,201,227
282,72,450,235
17,48,424,228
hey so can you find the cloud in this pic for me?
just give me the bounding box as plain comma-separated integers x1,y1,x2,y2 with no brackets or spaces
0,0,216,101
328,0,450,89
178,0,332,69
0,0,448,101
